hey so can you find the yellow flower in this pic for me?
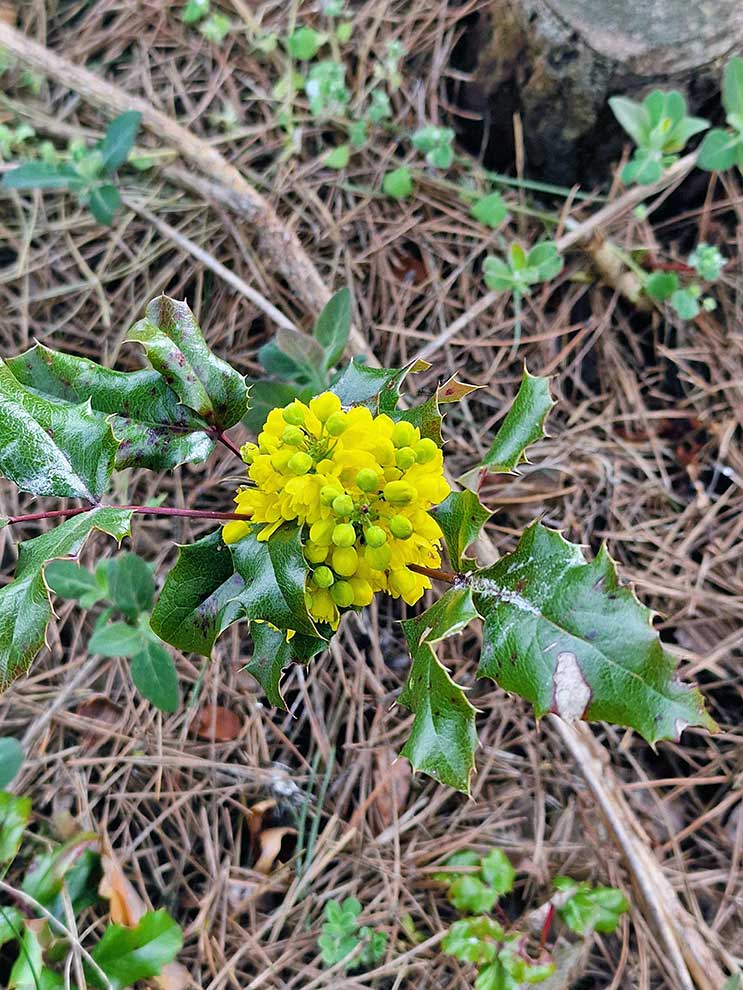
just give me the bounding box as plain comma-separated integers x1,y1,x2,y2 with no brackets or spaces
223,392,451,629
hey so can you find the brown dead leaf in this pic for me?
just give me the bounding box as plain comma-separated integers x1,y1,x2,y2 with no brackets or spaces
371,749,411,834
247,798,277,844
194,704,242,741
154,962,191,990
0,4,16,27
76,696,122,726
253,826,296,875
389,244,428,285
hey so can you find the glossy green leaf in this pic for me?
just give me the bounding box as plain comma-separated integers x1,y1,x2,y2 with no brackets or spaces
106,553,155,617
22,833,97,908
313,287,352,370
230,525,319,638
130,637,179,712
128,295,249,429
399,587,479,792
246,621,326,708
480,849,515,894
0,906,23,947
151,530,244,656
433,490,491,570
88,909,183,990
448,875,500,914
6,343,213,472
88,621,141,658
0,508,132,691
553,877,629,934
88,183,121,225
471,523,717,743
475,369,553,476
0,359,118,501
0,792,31,863
0,737,24,789
99,111,142,173
8,925,63,990
331,358,422,412
243,380,309,432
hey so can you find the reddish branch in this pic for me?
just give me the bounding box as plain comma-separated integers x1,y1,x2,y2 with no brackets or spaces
3,505,253,527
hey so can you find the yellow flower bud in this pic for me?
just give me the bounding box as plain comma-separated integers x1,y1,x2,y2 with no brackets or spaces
365,544,391,570
332,546,359,576
305,541,329,563
288,451,313,475
330,580,354,608
282,426,305,446
395,446,417,470
332,523,356,547
414,437,438,464
270,449,294,472
332,493,355,516
365,525,387,548
240,442,258,464
389,514,413,539
391,420,416,448
383,480,415,504
283,403,305,426
309,519,335,546
320,484,342,506
325,411,349,436
349,577,374,607
310,391,341,422
389,567,417,597
313,565,334,588
356,468,380,492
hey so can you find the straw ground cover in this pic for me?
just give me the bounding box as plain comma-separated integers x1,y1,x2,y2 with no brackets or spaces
0,1,741,986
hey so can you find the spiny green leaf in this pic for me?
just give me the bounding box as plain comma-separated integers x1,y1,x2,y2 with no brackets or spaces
88,909,183,990
99,111,142,173
130,637,179,712
472,369,553,478
150,530,244,656
399,587,479,792
314,287,352,370
128,295,249,429
0,737,24,789
0,359,118,501
433,490,491,571
471,523,716,743
243,380,309,433
7,343,213,472
331,357,425,412
22,833,97,908
246,621,326,708
230,525,319,638
0,508,132,692
0,792,31,863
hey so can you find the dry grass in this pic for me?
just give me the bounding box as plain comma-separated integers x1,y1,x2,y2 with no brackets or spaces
1,1,742,987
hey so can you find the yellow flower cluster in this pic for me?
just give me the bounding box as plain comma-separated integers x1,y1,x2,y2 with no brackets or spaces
223,391,450,629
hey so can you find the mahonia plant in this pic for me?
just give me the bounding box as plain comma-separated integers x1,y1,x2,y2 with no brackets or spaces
0,291,715,792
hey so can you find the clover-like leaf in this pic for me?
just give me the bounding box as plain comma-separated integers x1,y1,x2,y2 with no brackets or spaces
150,530,244,656
7,344,214,472
466,369,553,481
128,295,249,429
433,490,491,571
230,524,319,638
399,587,479,792
470,523,716,743
0,359,118,502
0,508,133,691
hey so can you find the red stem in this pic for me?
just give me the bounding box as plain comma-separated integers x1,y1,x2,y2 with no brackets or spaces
539,904,555,951
217,431,243,459
407,562,459,585
4,505,253,527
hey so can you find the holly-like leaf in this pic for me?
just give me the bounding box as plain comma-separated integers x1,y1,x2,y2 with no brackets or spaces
0,508,132,692
0,792,31,863
331,357,428,413
230,525,319,638
150,530,245,656
433,490,490,571
436,375,482,404
0,359,118,501
471,523,716,743
7,343,214,472
87,909,183,990
22,833,97,908
0,906,23,948
472,369,553,478
127,295,249,429
246,621,326,708
399,587,479,792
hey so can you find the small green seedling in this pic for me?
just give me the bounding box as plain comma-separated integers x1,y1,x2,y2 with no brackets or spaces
644,241,724,319
1,110,142,225
553,877,630,935
443,917,555,989
245,287,352,431
374,39,406,91
483,241,563,297
610,89,708,184
435,848,516,914
322,0,345,16
367,89,392,124
689,242,726,282
0,122,35,161
412,125,456,169
181,0,209,24
382,165,414,199
318,898,387,971
0,786,182,988
45,551,179,712
470,191,508,229
698,57,743,173
200,12,232,43
286,27,327,61
306,60,349,118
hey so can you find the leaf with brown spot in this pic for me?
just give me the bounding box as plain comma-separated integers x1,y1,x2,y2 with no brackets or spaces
436,376,482,404
194,704,242,741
